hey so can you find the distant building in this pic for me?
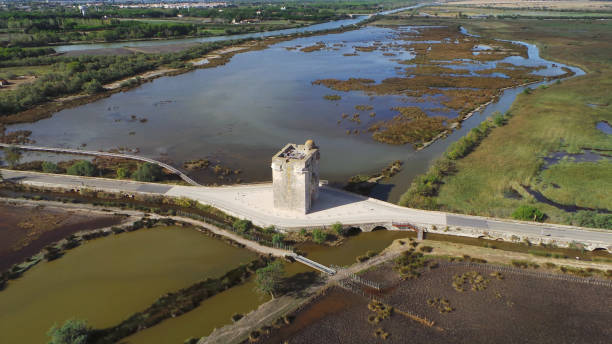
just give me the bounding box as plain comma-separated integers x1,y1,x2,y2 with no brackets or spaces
271,140,320,214
78,5,87,16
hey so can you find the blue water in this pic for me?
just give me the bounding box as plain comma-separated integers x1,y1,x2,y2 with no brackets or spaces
9,25,583,201
597,121,612,135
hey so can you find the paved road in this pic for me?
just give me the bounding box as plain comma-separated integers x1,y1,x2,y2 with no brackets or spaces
2,169,611,250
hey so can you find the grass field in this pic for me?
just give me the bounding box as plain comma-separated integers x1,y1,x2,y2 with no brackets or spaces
0,65,54,78
412,5,612,18
446,0,612,11
396,17,612,225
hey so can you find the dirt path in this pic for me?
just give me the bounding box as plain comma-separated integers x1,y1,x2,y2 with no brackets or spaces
104,68,178,90
167,216,290,257
416,239,612,271
199,241,409,344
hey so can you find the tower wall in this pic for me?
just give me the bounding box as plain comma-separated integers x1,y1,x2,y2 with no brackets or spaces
271,141,320,213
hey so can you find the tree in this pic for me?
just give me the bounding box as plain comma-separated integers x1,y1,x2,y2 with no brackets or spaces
272,233,285,246
116,167,130,179
66,160,96,176
255,261,284,298
42,161,60,173
4,146,21,168
47,319,90,344
132,162,162,182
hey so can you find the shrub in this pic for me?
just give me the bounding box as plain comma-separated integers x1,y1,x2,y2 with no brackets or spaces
42,161,60,173
419,246,433,253
3,146,21,168
272,233,285,246
82,79,103,94
312,228,327,244
571,211,612,229
331,222,344,235
132,163,162,182
67,160,96,176
233,219,252,234
512,205,546,222
47,319,90,344
492,112,506,126
116,167,130,179
255,261,284,298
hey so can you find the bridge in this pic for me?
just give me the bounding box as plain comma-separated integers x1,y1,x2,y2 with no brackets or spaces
0,143,200,186
291,254,336,275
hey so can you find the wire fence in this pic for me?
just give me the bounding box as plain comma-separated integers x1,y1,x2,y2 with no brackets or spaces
438,261,612,288
348,273,383,291
337,278,434,326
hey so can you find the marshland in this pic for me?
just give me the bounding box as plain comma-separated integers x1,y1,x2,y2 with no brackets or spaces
3,20,576,202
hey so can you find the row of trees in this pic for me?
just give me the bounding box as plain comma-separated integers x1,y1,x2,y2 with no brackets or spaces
0,39,241,116
5,20,201,47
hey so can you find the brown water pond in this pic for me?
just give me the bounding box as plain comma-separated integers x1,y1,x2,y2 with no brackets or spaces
0,226,256,344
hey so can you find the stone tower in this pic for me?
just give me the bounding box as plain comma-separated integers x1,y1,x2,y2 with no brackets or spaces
271,140,320,214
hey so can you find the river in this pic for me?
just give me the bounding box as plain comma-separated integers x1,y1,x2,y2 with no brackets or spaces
52,4,426,53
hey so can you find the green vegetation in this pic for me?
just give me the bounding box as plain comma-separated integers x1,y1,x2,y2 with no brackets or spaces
398,18,612,227
356,249,378,263
47,319,91,344
255,261,284,298
331,222,344,235
2,146,21,168
131,162,162,182
233,219,252,234
570,211,612,229
116,167,129,179
66,160,96,177
0,3,355,48
452,271,490,292
41,161,59,173
400,114,506,209
512,205,546,222
394,246,427,279
323,94,341,101
0,38,249,121
311,228,327,244
272,233,285,246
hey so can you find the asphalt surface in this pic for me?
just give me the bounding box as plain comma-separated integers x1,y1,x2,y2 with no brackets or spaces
2,169,611,249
